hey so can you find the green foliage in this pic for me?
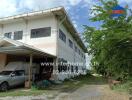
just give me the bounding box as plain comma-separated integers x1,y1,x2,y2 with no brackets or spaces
32,80,52,90
84,0,132,80
112,77,132,94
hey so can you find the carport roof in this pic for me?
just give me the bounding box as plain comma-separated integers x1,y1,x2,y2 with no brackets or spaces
0,37,56,58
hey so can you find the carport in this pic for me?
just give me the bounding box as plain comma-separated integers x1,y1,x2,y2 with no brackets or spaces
0,37,56,88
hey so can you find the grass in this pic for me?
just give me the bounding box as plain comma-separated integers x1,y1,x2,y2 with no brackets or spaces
112,78,132,95
54,74,107,93
0,89,46,97
64,74,107,86
0,74,107,97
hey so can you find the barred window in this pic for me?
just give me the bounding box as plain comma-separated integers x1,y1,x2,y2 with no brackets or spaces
75,45,77,52
78,49,81,55
59,29,66,43
4,32,12,39
69,39,73,49
31,27,51,38
14,31,23,40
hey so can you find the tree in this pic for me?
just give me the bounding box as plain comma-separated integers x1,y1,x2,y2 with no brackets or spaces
84,0,132,80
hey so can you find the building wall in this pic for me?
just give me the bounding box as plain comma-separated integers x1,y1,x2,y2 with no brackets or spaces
57,21,86,80
1,14,58,56
0,26,2,34
59,23,86,64
0,13,86,80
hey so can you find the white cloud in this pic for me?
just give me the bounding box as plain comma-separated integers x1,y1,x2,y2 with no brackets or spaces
119,0,132,4
119,0,132,9
0,0,17,17
0,0,132,18
0,0,131,30
19,0,69,11
19,0,35,10
0,0,95,18
67,0,82,6
18,0,88,12
72,20,78,28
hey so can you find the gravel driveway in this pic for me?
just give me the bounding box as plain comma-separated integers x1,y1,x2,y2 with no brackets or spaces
0,85,130,100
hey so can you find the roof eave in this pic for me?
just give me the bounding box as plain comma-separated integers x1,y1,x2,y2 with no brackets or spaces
52,8,87,52
0,7,87,52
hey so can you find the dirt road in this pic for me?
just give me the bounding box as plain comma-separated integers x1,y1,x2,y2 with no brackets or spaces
0,85,130,100
55,85,130,100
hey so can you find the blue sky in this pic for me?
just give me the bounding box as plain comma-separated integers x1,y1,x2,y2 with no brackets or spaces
0,0,131,33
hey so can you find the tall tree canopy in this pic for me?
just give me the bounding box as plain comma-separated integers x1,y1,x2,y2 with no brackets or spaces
84,0,132,80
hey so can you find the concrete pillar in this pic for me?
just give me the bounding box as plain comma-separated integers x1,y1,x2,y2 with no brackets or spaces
26,54,33,88
0,53,7,71
51,58,58,80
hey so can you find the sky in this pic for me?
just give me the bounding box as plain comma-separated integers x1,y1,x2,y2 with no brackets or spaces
0,0,131,33
0,0,131,69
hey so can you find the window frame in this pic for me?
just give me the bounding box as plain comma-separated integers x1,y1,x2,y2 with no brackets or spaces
4,32,12,39
59,29,66,43
75,45,77,52
14,31,23,40
69,39,73,49
31,27,51,38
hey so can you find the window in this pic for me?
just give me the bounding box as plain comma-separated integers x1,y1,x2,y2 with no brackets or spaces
59,29,66,43
78,49,80,55
79,50,81,55
31,27,51,38
69,39,73,48
75,66,78,73
75,46,77,52
58,65,67,72
71,66,74,72
0,71,13,75
14,31,23,40
13,70,25,76
84,55,86,59
81,53,83,58
4,32,12,38
62,65,67,72
83,54,85,59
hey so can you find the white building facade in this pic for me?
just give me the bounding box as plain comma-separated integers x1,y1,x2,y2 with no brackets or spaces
0,7,87,81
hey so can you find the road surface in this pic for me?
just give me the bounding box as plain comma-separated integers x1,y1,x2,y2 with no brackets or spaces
0,85,130,100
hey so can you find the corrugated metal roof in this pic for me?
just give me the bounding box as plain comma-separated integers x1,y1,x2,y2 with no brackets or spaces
0,37,56,57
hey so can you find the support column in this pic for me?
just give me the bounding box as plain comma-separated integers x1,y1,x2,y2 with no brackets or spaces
27,54,33,88
52,58,58,80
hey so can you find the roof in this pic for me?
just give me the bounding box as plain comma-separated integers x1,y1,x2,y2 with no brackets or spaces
0,37,56,58
0,7,87,52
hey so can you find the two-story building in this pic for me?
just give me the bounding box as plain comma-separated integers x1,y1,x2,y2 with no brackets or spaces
0,7,87,82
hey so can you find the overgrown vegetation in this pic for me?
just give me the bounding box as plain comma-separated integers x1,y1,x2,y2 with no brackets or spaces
84,0,132,81
112,78,132,94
